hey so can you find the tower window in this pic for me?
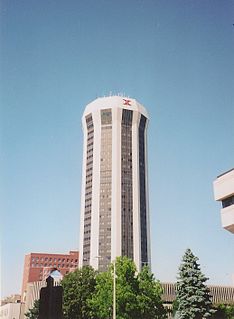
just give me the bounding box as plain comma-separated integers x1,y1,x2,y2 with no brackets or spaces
101,109,112,125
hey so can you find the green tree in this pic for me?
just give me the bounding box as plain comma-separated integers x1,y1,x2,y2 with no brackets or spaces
137,266,167,319
89,256,138,319
115,257,139,319
175,248,215,319
61,266,96,319
89,269,113,319
224,304,234,319
89,256,166,319
212,304,234,319
25,299,39,319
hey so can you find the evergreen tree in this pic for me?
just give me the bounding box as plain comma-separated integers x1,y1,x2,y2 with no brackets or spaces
175,248,215,319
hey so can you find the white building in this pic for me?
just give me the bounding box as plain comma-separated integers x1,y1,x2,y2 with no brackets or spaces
23,281,45,316
79,96,151,271
213,168,234,233
0,303,23,319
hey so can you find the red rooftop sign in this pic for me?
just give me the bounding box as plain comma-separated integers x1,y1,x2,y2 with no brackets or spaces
123,99,131,106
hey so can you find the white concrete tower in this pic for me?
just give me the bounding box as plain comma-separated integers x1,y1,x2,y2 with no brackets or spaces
79,96,151,271
213,168,234,233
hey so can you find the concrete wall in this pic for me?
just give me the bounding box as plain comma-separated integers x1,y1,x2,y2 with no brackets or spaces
0,303,22,319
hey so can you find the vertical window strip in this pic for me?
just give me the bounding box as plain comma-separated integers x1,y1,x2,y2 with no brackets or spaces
83,114,94,265
121,109,134,259
98,109,112,271
139,115,148,268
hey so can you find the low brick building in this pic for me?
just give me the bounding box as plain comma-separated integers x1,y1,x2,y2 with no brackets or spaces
21,250,79,301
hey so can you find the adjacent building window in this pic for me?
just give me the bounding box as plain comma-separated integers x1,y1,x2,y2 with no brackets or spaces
222,195,234,208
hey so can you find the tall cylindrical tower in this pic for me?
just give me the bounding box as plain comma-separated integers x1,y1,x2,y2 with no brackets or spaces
79,96,150,271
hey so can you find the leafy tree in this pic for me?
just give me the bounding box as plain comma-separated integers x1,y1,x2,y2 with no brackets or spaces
89,256,166,319
212,304,234,319
137,266,167,319
115,257,139,319
89,256,138,319
175,248,215,319
224,304,234,319
89,268,113,318
211,304,226,319
25,299,39,319
61,266,96,319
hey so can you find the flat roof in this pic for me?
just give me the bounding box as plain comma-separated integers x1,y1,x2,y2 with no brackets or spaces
217,168,234,178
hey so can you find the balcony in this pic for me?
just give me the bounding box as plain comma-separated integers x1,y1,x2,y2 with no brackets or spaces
221,205,234,234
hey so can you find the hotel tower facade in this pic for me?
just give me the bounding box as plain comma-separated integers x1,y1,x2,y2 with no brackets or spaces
79,96,150,271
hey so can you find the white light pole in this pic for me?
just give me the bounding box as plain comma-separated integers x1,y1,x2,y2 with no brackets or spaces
113,260,116,319
93,255,101,269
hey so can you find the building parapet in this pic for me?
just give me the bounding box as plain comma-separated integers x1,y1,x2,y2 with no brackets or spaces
161,282,234,305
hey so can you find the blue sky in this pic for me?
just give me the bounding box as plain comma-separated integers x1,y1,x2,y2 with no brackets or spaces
1,0,234,298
